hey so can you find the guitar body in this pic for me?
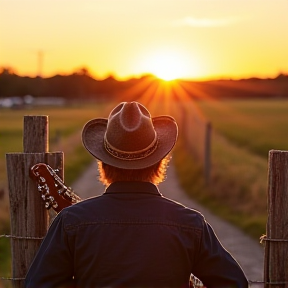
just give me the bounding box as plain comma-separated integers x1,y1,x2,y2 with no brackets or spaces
30,163,81,213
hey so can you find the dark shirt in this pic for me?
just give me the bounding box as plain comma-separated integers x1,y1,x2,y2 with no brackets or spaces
25,181,248,288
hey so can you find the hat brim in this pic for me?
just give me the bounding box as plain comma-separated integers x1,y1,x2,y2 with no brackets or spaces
82,116,178,169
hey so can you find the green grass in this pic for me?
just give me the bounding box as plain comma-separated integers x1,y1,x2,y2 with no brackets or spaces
174,99,288,240
0,103,110,182
197,99,288,157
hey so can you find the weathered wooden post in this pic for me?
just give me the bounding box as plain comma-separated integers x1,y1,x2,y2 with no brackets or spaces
264,150,288,288
6,116,63,288
204,121,211,185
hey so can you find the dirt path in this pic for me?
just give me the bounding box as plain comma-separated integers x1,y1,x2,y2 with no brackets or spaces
72,161,264,285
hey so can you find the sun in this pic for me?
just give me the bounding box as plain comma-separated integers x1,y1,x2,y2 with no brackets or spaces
143,50,189,81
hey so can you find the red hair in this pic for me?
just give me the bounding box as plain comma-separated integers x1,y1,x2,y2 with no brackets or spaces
97,156,171,187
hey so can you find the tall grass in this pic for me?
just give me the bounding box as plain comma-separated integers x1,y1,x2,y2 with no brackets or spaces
174,132,268,240
174,99,288,240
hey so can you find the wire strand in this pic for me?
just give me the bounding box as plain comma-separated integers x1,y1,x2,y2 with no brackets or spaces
0,234,44,240
260,235,288,244
1,277,25,281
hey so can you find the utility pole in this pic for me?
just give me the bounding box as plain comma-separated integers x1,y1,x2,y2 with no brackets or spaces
38,50,43,77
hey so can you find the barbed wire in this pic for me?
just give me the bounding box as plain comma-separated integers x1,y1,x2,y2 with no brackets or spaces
0,234,43,282
0,234,43,240
6,234,288,243
1,277,25,281
1,277,287,285
260,235,288,243
1,234,288,285
249,280,287,285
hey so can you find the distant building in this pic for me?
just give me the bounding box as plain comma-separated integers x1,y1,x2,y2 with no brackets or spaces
0,95,65,108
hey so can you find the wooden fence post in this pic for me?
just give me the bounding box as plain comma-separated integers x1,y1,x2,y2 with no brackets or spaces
264,150,288,288
6,116,63,288
204,121,211,185
182,101,212,185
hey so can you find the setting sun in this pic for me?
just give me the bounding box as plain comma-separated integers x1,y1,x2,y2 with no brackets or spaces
0,1,287,80
142,51,191,81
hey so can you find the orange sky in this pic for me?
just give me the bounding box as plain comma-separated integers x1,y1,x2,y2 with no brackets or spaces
1,0,288,80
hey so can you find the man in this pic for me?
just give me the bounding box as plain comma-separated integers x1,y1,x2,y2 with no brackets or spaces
25,101,248,288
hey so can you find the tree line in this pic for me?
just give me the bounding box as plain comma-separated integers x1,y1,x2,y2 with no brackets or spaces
1,67,287,101
0,67,152,101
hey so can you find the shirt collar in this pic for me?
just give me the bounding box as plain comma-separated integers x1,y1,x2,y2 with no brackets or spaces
105,181,162,196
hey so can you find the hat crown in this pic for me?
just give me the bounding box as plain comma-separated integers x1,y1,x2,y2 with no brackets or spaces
105,102,157,152
82,101,178,169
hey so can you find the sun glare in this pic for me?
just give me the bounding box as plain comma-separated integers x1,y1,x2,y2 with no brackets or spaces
143,51,189,81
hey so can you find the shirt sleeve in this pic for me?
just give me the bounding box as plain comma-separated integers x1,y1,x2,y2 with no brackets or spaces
193,219,249,288
25,210,75,288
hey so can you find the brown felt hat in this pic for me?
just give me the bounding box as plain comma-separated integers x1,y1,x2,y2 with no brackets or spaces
82,102,178,169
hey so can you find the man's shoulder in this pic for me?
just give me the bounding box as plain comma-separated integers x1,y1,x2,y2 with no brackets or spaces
157,196,205,230
161,195,204,215
60,195,105,220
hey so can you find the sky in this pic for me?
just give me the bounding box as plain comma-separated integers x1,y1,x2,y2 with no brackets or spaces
1,0,288,80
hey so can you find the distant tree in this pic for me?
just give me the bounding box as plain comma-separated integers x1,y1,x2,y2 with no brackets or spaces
0,67,20,96
0,66,17,75
275,73,288,81
73,67,91,76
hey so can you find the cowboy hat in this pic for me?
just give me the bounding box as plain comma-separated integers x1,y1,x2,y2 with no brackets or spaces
82,102,178,169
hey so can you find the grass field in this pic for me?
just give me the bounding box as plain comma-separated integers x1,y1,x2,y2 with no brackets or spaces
175,99,288,240
0,99,287,280
0,102,115,185
197,99,288,157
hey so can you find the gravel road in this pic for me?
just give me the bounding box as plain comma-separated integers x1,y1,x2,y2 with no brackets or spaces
72,161,265,287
